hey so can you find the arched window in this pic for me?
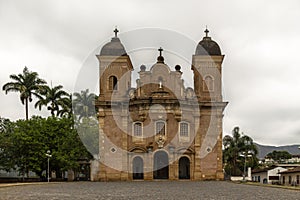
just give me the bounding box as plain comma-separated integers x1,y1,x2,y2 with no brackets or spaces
108,76,118,91
179,122,189,137
156,121,166,135
203,75,214,91
133,122,142,137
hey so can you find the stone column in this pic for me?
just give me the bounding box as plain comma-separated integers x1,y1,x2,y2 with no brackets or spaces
121,105,129,180
144,151,153,180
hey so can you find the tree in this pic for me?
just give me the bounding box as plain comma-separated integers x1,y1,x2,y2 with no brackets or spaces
0,116,92,179
2,67,47,120
0,116,11,133
57,93,73,118
266,150,292,163
223,127,259,176
75,116,99,157
72,89,99,159
34,85,70,116
0,117,14,172
73,89,98,121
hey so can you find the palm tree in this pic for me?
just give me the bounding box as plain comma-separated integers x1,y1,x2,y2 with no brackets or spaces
223,127,258,176
57,93,73,118
2,67,47,120
73,89,97,121
34,85,69,116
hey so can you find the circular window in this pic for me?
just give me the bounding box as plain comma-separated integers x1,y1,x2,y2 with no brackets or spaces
110,147,116,153
206,147,211,153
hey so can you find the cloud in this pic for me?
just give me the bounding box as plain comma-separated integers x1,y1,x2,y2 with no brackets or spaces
1,0,300,145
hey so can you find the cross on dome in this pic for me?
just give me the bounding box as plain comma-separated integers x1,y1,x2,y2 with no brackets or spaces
204,27,209,37
156,47,164,63
114,27,119,37
158,47,163,56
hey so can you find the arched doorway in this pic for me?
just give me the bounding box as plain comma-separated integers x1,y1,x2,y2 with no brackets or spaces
153,151,169,179
179,157,190,179
132,156,144,180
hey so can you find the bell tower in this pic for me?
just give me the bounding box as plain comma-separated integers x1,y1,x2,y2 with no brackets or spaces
97,28,133,101
192,28,227,180
96,28,133,181
192,28,224,102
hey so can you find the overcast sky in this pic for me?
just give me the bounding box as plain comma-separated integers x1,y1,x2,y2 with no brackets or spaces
1,0,300,146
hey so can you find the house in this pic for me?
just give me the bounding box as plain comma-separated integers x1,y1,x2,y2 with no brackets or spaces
251,166,287,184
279,166,300,186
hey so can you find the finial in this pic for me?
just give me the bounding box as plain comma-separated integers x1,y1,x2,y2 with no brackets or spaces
158,47,163,56
157,47,164,63
204,26,209,37
114,26,119,37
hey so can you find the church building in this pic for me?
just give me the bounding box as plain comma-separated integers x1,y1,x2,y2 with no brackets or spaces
94,28,227,181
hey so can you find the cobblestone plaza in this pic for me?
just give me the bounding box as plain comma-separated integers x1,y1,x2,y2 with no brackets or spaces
0,181,299,200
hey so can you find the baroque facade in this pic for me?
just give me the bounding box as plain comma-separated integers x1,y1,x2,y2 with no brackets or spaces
94,28,227,181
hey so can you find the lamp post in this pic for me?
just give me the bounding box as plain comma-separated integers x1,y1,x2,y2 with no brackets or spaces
45,150,52,183
240,151,252,181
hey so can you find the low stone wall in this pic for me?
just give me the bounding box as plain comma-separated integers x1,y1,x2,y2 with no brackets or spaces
230,176,251,181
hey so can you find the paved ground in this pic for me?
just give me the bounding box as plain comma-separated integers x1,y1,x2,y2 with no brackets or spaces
0,181,299,200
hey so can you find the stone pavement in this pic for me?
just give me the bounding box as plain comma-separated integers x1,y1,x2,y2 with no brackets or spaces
0,182,53,188
0,181,299,200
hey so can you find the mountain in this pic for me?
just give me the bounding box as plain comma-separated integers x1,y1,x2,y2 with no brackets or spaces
255,143,300,159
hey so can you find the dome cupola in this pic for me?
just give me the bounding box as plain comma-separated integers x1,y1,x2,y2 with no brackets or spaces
195,28,221,56
100,28,127,56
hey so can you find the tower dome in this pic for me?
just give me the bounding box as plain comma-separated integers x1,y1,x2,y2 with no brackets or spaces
195,28,221,56
100,28,127,56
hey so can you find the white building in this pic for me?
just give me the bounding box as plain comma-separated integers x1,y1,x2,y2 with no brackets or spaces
251,166,287,184
279,166,300,186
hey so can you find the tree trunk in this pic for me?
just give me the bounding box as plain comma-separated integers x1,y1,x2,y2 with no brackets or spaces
25,98,29,120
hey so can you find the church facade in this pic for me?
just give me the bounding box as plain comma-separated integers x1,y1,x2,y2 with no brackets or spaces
94,28,227,181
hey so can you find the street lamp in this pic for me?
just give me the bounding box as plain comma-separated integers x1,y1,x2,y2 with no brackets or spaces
240,151,252,181
45,150,52,183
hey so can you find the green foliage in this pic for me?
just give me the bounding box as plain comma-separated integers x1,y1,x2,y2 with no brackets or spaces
0,117,14,171
266,150,292,162
223,127,259,176
2,67,47,120
1,68,96,179
34,85,70,117
72,89,99,158
57,94,72,118
0,116,92,178
0,117,11,133
73,89,98,120
75,116,99,157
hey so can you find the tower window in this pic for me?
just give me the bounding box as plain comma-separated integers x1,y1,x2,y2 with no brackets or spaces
179,122,189,137
156,121,166,135
203,75,214,91
109,76,118,90
133,122,142,137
